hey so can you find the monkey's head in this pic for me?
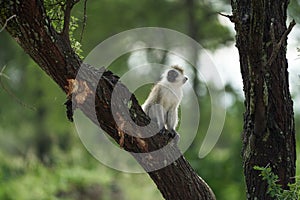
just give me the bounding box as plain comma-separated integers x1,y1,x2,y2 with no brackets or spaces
162,65,188,86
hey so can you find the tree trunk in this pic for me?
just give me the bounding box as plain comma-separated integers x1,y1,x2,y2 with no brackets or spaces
0,1,215,199
231,0,296,199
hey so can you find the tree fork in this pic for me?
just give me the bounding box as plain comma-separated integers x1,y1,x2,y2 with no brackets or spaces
0,1,215,199
231,0,296,199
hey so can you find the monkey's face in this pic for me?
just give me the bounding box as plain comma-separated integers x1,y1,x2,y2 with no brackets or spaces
166,69,188,86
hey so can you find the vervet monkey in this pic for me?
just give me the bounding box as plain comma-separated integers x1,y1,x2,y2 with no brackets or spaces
142,66,188,138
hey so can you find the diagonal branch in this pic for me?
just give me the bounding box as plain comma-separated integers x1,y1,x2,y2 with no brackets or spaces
0,1,216,199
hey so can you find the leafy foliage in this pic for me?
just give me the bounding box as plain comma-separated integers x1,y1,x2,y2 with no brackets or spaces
44,0,65,32
69,16,83,57
254,166,300,199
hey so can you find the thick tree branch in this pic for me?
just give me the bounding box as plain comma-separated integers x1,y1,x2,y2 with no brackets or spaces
0,1,215,199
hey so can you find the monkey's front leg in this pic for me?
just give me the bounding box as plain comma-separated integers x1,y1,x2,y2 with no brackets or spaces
148,104,165,132
166,108,179,138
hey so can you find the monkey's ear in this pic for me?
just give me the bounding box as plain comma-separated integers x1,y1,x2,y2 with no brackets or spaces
167,70,178,82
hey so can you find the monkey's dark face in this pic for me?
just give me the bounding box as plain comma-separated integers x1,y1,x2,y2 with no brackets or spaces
167,70,178,82
166,69,188,85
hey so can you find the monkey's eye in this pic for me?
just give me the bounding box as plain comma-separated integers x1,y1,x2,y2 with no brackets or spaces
167,70,178,82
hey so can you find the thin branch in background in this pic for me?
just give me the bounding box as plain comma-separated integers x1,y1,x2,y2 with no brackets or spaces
0,15,16,32
80,0,88,43
62,0,72,37
62,0,80,36
0,65,35,111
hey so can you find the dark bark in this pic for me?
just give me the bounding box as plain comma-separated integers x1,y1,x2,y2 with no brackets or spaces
231,0,296,199
0,1,215,199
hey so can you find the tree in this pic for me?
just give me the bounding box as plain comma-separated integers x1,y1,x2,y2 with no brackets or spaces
230,0,296,199
1,0,297,199
0,1,215,199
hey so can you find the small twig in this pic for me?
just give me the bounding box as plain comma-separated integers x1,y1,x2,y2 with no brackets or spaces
266,19,296,67
218,12,235,22
79,0,88,43
0,65,35,111
0,15,16,32
0,65,10,80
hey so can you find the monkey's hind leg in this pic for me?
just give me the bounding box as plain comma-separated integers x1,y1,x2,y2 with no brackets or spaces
157,127,179,141
148,104,165,132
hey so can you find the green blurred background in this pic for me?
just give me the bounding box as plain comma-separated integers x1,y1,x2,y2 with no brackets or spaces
0,1,299,199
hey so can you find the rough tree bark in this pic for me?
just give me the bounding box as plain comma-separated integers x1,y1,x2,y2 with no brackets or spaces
0,1,215,200
231,0,296,199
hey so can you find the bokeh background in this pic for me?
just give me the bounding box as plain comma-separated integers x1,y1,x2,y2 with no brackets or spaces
0,1,300,199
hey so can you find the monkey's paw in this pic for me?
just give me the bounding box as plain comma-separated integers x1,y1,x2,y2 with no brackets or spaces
159,128,180,143
168,129,177,138
169,129,180,143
